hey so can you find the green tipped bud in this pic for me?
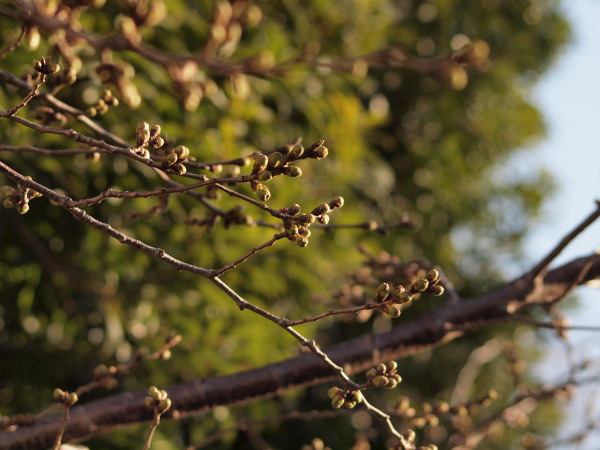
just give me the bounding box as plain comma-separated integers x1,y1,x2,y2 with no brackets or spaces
348,390,362,403
311,203,330,216
67,392,78,406
386,361,398,372
426,269,440,283
376,363,386,374
391,373,402,383
53,388,66,401
267,152,282,169
397,292,413,304
3,198,15,208
428,285,445,296
328,386,342,399
385,304,401,318
295,236,309,247
150,136,164,149
311,145,328,159
255,185,271,202
386,378,398,389
411,278,429,293
296,213,315,226
173,163,187,175
390,285,405,301
284,165,302,177
150,124,161,139
0,186,16,198
252,153,268,174
329,196,344,209
331,396,345,409
373,375,389,388
317,214,330,225
344,401,357,409
297,226,311,238
257,170,273,182
16,203,30,214
148,386,161,400
165,152,178,165
174,145,190,159
376,282,390,301
287,224,299,236
289,144,304,159
158,398,172,412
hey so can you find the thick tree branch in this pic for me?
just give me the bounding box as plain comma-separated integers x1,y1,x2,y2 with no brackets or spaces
1,254,598,448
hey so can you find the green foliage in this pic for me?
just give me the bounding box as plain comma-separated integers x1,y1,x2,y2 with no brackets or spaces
0,0,571,448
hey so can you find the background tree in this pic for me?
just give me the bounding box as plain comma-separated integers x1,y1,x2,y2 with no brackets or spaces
1,0,597,449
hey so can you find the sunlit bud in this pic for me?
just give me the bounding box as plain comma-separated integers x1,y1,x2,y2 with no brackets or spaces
426,269,440,283
411,278,429,293
434,62,468,91
255,185,271,202
165,152,178,165
331,397,344,409
24,27,40,51
428,285,445,296
257,170,273,182
150,137,164,149
288,204,301,215
67,392,78,406
344,401,357,409
385,304,401,318
386,378,398,389
287,224,299,236
373,375,389,388
148,386,161,400
53,388,66,401
150,124,161,139
161,350,171,360
390,284,405,299
397,292,413,304
376,282,390,301
0,186,16,198
289,144,304,159
329,196,344,209
376,363,386,374
297,226,311,238
174,145,190,159
158,398,172,412
317,214,330,225
145,397,154,408
366,368,378,380
311,203,330,216
136,129,150,148
296,214,315,226
328,386,342,399
267,152,282,169
252,153,268,174
391,373,402,383
386,361,398,372
311,146,328,159
16,203,30,214
284,166,302,177
296,236,309,247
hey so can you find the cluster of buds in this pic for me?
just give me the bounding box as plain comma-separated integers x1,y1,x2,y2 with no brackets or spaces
95,62,141,108
133,121,165,158
327,387,363,409
91,364,121,390
1,180,42,215
87,89,119,117
32,57,60,76
144,386,171,415
53,388,78,407
247,140,329,202
280,196,344,247
375,269,445,318
161,145,190,175
366,361,402,389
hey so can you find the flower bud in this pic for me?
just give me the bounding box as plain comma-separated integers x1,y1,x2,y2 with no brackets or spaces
426,269,440,283
257,170,273,182
411,278,429,293
375,282,390,301
16,203,30,214
297,226,311,238
317,215,329,225
386,361,398,372
255,185,271,202
158,398,172,412
150,124,161,139
373,376,389,388
136,128,150,147
145,396,154,408
289,144,304,159
0,186,16,198
385,304,401,318
296,213,315,226
311,146,328,159
148,386,161,400
165,152,178,165
328,386,342,399
150,137,164,149
311,203,330,216
284,166,302,177
172,163,187,175
67,392,78,406
288,204,301,215
329,196,344,209
267,152,282,169
386,378,398,389
53,388,66,401
331,396,344,409
295,236,309,247
174,145,190,159
366,368,378,380
3,198,15,208
428,285,445,296
252,153,268,174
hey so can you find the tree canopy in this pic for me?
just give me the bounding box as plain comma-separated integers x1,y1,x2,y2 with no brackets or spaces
2,1,598,449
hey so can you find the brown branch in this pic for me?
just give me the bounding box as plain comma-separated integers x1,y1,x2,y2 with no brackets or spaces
1,253,598,448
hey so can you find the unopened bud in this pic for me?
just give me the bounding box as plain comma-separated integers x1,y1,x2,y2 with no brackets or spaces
329,196,344,209
411,278,429,293
376,282,390,301
428,285,445,296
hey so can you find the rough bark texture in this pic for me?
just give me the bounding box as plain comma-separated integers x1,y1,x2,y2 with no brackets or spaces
1,254,598,449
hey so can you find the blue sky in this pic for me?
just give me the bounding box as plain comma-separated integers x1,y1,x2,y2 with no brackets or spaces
520,0,600,447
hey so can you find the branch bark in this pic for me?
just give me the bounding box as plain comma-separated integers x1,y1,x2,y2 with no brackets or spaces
2,254,598,448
